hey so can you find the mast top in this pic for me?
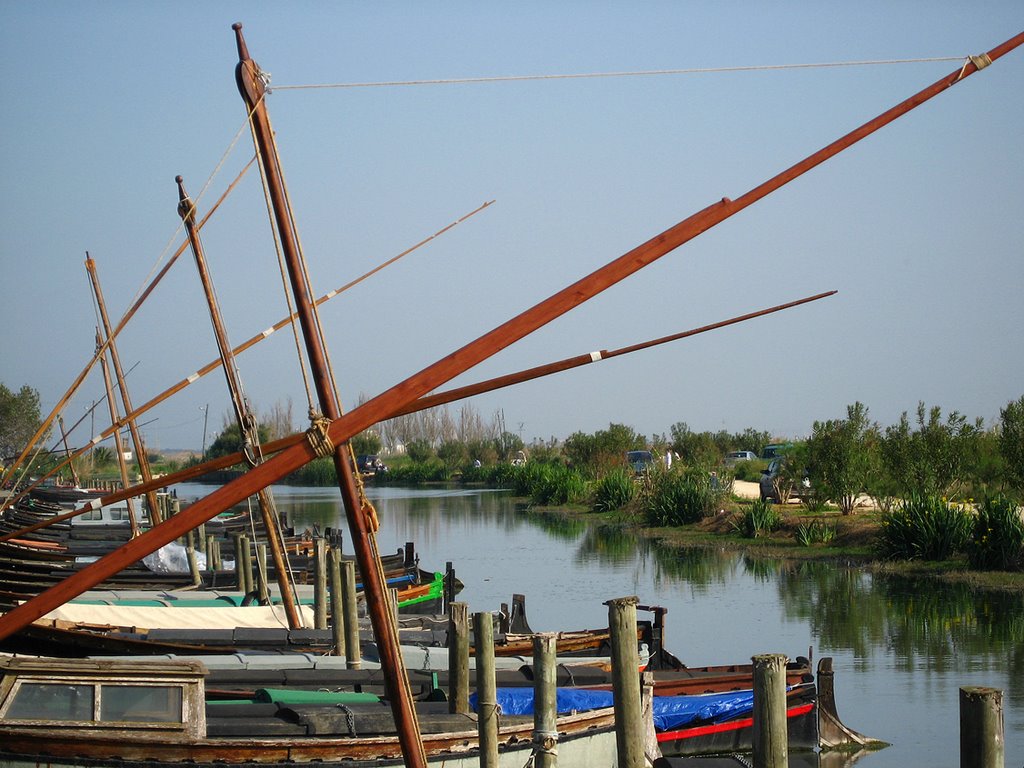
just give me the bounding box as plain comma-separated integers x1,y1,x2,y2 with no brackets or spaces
175,176,194,223
232,23,250,62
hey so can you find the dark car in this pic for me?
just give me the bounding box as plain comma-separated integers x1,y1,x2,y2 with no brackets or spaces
626,450,654,474
759,458,810,502
356,454,387,475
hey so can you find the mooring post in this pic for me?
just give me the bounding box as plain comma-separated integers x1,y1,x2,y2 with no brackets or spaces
185,529,201,588
448,602,470,714
255,543,269,604
533,633,558,768
314,538,328,630
444,560,455,611
328,545,344,657
961,687,1004,768
474,610,499,767
752,653,789,768
341,559,360,669
606,596,643,768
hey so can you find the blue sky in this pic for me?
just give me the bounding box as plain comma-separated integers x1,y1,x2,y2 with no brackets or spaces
2,2,1022,453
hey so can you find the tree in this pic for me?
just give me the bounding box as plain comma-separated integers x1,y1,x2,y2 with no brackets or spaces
805,402,877,515
206,420,270,461
881,402,983,499
999,394,1024,497
564,423,644,475
351,429,382,457
0,383,43,463
669,422,719,467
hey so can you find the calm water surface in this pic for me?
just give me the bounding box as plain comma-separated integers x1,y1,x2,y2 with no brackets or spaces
180,483,1023,768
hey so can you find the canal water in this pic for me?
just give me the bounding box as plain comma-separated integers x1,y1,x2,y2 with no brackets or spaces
181,482,1023,767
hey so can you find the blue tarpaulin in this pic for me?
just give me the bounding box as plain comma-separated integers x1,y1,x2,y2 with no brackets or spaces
468,687,759,730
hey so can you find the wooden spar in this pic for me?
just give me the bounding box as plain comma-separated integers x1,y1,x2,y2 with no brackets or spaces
176,175,303,631
0,289,833,545
392,290,838,418
94,328,141,537
2,200,492,513
233,23,428,768
86,255,165,526
1,28,1020,643
0,161,254,509
56,417,81,488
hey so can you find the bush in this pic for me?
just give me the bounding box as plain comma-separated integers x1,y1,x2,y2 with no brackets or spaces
591,469,636,513
641,469,721,527
795,520,837,546
877,494,972,561
733,498,782,538
968,496,1024,571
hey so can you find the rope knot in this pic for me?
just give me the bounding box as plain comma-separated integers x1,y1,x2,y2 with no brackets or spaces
306,412,334,458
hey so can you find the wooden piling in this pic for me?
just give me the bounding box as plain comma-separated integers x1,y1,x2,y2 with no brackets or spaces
328,545,344,657
448,602,470,714
239,534,253,596
185,530,201,588
340,559,360,669
961,687,1003,768
255,543,269,605
314,538,328,630
605,596,643,768
752,653,788,768
533,633,558,768
474,610,498,768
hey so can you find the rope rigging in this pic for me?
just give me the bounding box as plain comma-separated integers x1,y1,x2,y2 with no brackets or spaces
267,55,969,91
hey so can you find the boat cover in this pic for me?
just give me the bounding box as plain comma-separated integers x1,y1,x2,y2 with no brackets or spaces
472,687,762,730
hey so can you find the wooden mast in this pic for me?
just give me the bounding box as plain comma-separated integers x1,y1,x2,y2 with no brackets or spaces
56,417,82,488
232,24,427,767
85,254,165,525
176,174,304,630
1,27,1020,645
94,328,141,537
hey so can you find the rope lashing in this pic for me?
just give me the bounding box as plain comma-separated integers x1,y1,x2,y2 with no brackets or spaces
957,52,993,80
306,413,335,458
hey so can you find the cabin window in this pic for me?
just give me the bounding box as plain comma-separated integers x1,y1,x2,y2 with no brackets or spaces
6,682,94,721
80,508,102,521
100,684,182,723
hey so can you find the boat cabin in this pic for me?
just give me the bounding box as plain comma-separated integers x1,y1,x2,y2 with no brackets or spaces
72,496,151,526
0,657,207,740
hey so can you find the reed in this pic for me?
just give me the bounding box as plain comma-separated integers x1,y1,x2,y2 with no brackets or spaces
641,469,720,526
968,496,1024,571
733,498,782,538
591,469,636,513
877,494,972,561
794,519,837,546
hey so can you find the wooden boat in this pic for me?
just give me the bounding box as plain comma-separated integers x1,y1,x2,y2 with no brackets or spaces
0,656,663,767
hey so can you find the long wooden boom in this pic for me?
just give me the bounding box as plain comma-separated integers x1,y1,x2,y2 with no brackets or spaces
1,30,1020,641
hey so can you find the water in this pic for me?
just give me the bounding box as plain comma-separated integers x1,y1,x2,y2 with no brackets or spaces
178,482,1024,767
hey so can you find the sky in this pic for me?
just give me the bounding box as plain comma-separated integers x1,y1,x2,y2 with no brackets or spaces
1,2,1022,455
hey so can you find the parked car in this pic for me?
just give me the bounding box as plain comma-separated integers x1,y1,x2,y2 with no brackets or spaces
761,443,792,460
759,458,810,502
723,450,758,466
356,454,388,475
626,450,654,474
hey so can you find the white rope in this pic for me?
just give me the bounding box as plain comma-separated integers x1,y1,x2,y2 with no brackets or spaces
269,56,966,91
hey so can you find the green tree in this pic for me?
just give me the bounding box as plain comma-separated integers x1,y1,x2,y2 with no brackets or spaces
493,431,525,462
437,440,469,472
405,438,434,463
999,395,1024,497
0,383,43,462
881,402,983,499
669,422,719,467
564,423,644,475
805,402,877,515
351,429,382,457
206,421,270,461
